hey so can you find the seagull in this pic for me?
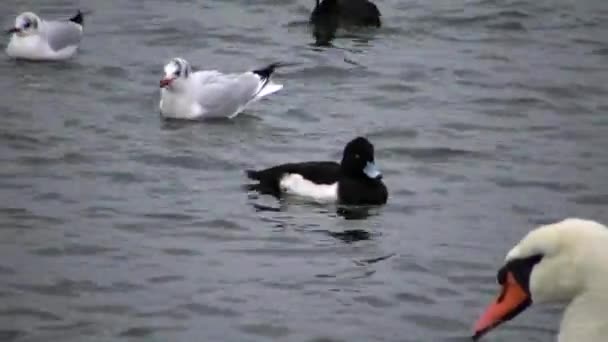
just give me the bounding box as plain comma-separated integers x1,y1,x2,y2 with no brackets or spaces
5,10,85,61
159,58,285,120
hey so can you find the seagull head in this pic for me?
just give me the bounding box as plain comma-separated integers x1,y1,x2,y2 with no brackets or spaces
160,58,192,90
7,12,40,36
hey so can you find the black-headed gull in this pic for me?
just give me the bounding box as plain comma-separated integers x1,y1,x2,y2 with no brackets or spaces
159,58,285,120
5,10,85,61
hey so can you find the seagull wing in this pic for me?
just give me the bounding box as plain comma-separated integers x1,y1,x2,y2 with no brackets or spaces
191,71,263,118
44,21,83,52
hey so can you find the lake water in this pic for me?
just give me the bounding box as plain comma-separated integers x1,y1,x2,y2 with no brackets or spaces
1,0,607,341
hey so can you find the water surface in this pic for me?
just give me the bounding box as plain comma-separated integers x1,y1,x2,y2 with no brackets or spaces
1,0,608,341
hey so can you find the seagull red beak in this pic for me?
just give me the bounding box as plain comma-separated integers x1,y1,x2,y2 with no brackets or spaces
6,27,20,34
472,272,531,340
159,77,174,88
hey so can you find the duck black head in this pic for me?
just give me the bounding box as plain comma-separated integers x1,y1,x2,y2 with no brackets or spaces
340,136,382,180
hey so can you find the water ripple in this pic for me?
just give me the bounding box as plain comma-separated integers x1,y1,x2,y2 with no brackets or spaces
0,0,605,341
179,302,241,317
0,308,61,322
380,147,486,161
31,244,116,257
12,279,144,297
118,326,183,337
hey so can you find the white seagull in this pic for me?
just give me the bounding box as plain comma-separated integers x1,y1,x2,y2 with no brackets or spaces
159,58,285,120
5,10,85,61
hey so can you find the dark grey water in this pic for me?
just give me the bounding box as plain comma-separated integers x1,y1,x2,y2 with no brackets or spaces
1,0,608,341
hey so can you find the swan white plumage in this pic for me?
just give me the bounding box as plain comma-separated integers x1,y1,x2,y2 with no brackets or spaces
472,218,608,341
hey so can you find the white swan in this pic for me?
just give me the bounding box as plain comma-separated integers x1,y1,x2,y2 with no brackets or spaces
472,218,608,341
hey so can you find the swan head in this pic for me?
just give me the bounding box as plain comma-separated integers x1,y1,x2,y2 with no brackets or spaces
472,218,608,340
160,57,191,91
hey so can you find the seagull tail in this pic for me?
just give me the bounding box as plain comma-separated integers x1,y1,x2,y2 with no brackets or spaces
252,62,295,80
69,10,92,26
255,82,283,99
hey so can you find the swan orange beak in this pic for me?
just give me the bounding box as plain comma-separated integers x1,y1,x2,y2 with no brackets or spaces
472,272,531,340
